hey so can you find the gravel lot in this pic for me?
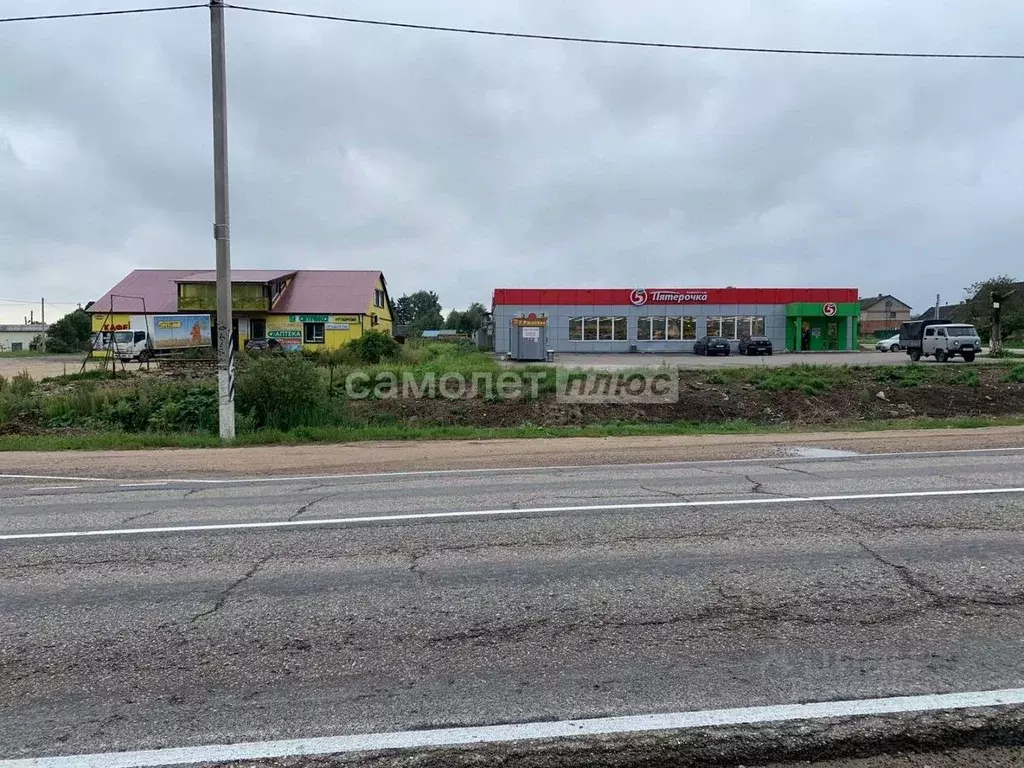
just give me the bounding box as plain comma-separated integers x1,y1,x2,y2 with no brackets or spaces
546,350,992,369
0,354,142,380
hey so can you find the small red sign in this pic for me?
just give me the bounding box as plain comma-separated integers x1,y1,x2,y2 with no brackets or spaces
823,302,838,317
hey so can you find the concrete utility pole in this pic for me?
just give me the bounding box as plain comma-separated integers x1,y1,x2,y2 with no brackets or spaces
934,294,940,320
40,298,45,352
210,0,235,440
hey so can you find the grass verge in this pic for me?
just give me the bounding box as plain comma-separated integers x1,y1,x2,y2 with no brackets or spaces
3,414,1024,451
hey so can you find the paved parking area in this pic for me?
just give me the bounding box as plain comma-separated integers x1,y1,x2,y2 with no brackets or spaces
546,350,982,369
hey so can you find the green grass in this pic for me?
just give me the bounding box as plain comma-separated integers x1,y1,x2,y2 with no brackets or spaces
4,414,1024,452
0,349,49,358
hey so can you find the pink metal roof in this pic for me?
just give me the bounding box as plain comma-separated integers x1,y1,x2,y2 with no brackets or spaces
175,270,295,283
89,269,386,315
89,270,200,314
273,270,384,314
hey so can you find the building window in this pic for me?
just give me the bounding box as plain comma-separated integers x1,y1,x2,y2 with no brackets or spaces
721,316,736,340
706,316,721,336
570,316,628,341
888,311,897,319
373,289,385,308
638,316,696,341
10,342,22,352
303,322,325,344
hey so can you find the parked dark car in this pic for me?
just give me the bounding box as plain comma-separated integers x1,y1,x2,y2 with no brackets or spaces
694,336,731,356
738,335,773,356
244,338,281,353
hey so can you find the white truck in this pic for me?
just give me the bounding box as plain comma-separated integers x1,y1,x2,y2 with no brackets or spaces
92,314,213,362
899,320,981,363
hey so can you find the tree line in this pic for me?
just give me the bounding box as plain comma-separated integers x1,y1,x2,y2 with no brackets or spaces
392,291,488,338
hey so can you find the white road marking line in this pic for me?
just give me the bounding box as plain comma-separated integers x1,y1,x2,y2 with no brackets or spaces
2,486,1023,541
28,485,81,491
3,687,1024,768
117,482,168,488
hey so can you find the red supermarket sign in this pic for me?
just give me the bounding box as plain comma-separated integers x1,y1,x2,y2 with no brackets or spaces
823,302,838,317
630,289,710,306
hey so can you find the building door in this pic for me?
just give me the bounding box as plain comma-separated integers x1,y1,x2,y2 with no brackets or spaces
826,320,838,350
250,318,266,340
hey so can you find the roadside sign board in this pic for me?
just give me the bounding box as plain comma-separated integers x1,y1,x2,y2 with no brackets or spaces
823,302,838,317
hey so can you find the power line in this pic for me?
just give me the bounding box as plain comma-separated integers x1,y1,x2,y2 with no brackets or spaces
225,3,1024,60
0,4,205,24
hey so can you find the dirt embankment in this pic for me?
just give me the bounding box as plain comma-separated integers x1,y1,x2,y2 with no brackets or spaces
348,367,1024,428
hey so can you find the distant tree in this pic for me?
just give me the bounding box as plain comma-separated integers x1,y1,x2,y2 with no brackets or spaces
396,290,444,336
45,308,92,353
444,302,488,335
393,295,412,326
962,275,1022,343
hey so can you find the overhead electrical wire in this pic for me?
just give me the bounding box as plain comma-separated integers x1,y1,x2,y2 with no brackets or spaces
223,3,1024,60
0,4,205,24
2,1,1022,60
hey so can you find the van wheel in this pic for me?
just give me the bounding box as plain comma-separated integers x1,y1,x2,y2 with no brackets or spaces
890,344,899,352
935,349,948,363
138,350,152,363
962,351,976,363
909,349,922,362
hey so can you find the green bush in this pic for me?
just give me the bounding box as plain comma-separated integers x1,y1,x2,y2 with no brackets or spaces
874,366,927,388
751,366,844,396
347,331,400,364
146,387,218,432
1003,364,1024,383
949,368,981,387
236,353,325,429
9,371,34,396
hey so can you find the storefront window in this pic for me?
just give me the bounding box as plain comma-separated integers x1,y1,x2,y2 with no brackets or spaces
598,317,614,341
650,317,667,340
637,318,651,341
569,317,583,341
303,322,325,344
721,316,737,339
584,318,598,340
751,316,766,337
666,317,681,340
706,317,722,337
613,317,627,341
682,317,697,340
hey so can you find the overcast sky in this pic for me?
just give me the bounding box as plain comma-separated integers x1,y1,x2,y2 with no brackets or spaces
3,0,1023,323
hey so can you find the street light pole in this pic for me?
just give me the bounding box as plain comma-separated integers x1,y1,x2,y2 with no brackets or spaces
210,0,235,440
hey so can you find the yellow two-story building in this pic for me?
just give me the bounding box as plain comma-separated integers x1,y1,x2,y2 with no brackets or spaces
88,269,393,350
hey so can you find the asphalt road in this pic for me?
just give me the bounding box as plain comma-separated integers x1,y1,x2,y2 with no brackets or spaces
3,448,1024,763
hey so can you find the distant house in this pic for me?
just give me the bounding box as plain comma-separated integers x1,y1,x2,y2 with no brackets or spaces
911,305,961,322
859,294,912,334
0,323,47,352
87,269,393,351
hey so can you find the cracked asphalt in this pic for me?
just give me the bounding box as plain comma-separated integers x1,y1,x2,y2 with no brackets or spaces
2,449,1024,764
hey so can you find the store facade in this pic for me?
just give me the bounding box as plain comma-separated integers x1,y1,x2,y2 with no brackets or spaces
492,288,860,355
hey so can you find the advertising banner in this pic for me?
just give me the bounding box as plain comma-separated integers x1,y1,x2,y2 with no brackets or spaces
150,315,212,350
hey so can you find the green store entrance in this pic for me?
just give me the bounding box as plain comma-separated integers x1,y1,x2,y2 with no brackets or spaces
785,302,860,352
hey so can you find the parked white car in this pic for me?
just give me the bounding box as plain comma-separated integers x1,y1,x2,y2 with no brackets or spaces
875,334,902,352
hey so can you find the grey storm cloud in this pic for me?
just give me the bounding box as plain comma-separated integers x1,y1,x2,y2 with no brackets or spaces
2,0,1024,323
